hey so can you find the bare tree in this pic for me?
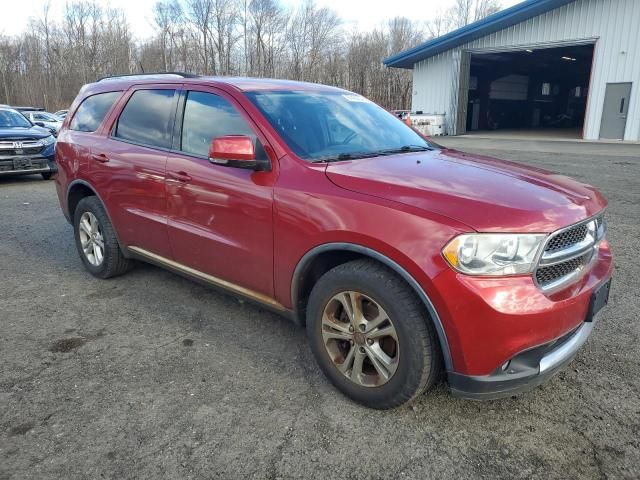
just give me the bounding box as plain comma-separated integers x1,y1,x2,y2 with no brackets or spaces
187,0,214,74
286,1,341,82
245,0,287,77
0,0,134,110
426,8,452,38
210,0,240,75
0,0,504,111
448,0,501,29
0,36,17,104
153,0,184,71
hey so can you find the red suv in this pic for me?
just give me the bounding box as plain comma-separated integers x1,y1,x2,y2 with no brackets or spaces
54,73,612,409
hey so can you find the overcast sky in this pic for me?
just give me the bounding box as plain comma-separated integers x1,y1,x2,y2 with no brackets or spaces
0,0,521,39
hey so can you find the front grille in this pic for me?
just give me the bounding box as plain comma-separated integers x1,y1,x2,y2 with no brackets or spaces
544,223,588,253
0,146,43,157
535,215,605,291
0,136,35,142
0,139,45,157
535,252,592,285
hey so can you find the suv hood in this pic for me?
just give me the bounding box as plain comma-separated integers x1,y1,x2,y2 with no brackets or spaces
0,126,50,139
325,148,607,233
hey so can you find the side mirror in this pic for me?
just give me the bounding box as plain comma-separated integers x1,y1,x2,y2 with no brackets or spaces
34,122,45,127
209,135,260,170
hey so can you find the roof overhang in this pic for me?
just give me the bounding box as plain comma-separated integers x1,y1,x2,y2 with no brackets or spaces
383,0,577,69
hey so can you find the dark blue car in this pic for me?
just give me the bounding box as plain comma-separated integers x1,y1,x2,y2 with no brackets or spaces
0,107,57,180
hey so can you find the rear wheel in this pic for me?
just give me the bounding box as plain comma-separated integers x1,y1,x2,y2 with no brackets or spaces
73,196,131,279
306,259,441,409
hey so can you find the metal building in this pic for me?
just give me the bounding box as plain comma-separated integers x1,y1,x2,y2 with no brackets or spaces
384,0,640,141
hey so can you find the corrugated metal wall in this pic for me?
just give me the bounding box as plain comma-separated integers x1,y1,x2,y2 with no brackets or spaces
412,0,640,140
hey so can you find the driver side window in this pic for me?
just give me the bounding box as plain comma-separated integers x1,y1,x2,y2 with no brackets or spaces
181,91,263,159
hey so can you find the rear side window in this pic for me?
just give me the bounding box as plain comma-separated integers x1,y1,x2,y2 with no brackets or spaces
181,91,255,157
114,89,176,148
70,91,121,132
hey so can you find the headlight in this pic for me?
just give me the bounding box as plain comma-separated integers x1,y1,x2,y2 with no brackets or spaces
40,135,56,147
442,233,546,276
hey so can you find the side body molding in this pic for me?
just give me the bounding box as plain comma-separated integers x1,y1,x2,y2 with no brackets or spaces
291,242,453,372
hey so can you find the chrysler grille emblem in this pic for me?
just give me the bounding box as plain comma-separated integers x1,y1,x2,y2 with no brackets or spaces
13,142,24,149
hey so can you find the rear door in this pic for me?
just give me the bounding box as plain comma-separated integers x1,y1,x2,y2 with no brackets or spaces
164,86,277,297
56,90,123,213
91,85,179,258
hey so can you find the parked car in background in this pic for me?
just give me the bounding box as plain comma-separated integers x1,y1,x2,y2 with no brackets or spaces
12,107,59,137
54,109,69,120
12,106,44,113
13,107,58,134
0,107,57,180
20,111,63,136
54,74,612,409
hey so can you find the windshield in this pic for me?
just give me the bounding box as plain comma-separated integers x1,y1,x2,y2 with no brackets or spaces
34,112,58,122
0,110,33,128
246,90,432,161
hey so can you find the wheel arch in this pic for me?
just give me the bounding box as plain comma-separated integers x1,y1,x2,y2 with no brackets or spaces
291,242,453,371
67,179,99,220
66,179,127,256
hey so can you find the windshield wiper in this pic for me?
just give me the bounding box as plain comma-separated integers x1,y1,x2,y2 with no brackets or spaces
311,145,433,163
379,145,434,155
311,152,381,163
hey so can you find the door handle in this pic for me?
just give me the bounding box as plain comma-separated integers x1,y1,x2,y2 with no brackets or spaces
91,153,109,163
167,171,192,183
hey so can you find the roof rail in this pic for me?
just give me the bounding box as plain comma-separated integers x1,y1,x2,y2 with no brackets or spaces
97,72,199,82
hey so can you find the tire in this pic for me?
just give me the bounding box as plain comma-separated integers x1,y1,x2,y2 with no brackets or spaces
41,172,53,180
73,196,132,279
306,259,442,409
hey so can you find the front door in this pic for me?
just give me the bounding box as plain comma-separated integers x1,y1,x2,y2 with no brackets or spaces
600,82,632,139
165,88,277,298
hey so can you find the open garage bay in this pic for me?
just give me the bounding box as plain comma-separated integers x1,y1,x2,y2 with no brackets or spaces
466,44,594,138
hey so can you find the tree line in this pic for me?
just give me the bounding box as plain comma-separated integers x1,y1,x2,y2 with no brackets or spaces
0,0,501,112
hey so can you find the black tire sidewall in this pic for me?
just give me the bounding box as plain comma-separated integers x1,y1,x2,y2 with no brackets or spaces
73,197,116,278
306,264,436,408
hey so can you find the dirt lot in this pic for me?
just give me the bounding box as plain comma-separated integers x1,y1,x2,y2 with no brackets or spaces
1,139,639,480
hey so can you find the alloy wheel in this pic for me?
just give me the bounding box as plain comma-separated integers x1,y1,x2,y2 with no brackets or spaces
78,211,105,266
321,291,399,387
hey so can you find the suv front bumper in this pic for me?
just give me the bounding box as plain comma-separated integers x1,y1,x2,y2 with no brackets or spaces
448,313,601,399
429,238,612,399
0,154,56,177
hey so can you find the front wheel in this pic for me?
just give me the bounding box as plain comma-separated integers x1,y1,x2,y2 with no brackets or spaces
306,259,442,409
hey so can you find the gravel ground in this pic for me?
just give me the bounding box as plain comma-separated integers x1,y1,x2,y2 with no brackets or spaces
1,139,639,480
